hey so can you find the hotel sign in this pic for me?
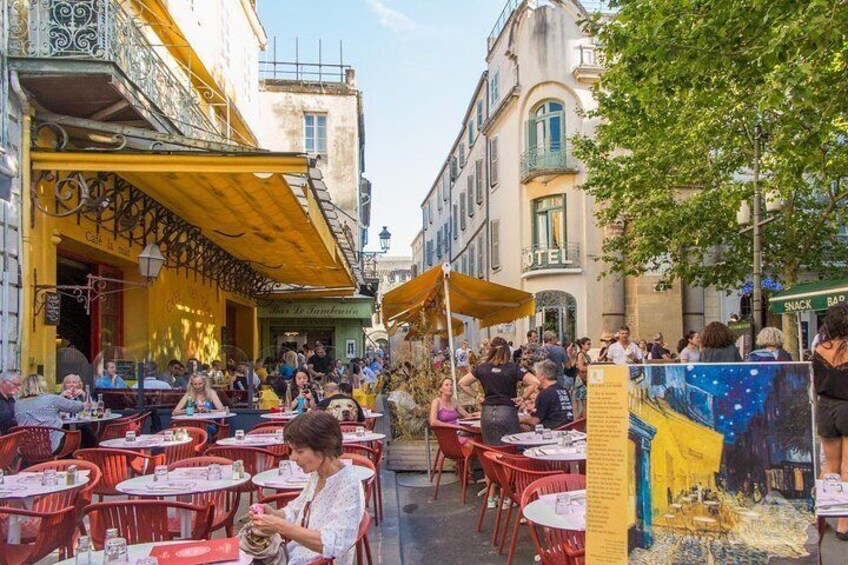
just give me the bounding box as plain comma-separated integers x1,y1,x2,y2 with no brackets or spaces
522,247,575,272
259,300,373,320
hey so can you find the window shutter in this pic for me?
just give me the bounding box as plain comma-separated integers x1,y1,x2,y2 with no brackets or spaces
475,160,484,203
469,242,476,277
467,176,474,217
452,204,458,239
491,220,500,269
460,194,466,230
489,138,499,186
527,118,537,152
477,233,486,278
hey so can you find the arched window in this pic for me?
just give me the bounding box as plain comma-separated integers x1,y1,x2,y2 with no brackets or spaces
533,290,577,345
527,100,564,153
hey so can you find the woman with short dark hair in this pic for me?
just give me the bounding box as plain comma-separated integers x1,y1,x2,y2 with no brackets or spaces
458,336,539,445
250,411,364,563
700,322,742,363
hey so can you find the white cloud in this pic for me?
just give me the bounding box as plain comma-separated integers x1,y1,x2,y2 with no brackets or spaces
366,0,417,33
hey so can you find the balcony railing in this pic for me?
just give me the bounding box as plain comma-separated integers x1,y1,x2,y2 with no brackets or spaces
520,146,578,183
522,243,581,274
8,0,228,143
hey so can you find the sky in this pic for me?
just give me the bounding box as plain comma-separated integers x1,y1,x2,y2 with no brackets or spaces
258,0,507,256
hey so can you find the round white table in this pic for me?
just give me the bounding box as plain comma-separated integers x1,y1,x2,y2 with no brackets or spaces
501,430,586,447
55,540,250,565
522,490,586,531
100,434,192,450
252,461,375,491
0,471,91,543
458,418,481,429
523,445,587,462
342,432,385,444
172,411,237,421
217,435,285,447
62,412,123,429
363,411,383,419
260,412,300,420
117,465,251,537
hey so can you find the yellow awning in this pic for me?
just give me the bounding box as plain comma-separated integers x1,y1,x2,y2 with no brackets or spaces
31,151,354,288
383,265,535,331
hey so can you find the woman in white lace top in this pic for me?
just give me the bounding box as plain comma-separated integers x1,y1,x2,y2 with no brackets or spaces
250,411,365,564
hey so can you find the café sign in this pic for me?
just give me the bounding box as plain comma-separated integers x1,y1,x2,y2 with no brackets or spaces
770,281,848,314
259,299,373,320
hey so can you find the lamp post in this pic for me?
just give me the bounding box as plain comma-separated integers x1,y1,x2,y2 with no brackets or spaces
358,226,392,278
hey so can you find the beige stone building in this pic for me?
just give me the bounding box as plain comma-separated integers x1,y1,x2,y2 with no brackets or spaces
419,0,721,348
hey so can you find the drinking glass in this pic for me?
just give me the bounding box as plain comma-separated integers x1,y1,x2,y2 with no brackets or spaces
125,430,136,443
356,426,366,437
207,464,223,481
224,406,231,415
278,460,291,476
824,472,843,493
235,429,246,441
104,408,112,418
136,559,159,565
542,429,553,440
41,469,58,486
534,424,544,437
274,429,284,442
103,538,129,564
555,492,572,515
154,465,168,483
163,430,175,442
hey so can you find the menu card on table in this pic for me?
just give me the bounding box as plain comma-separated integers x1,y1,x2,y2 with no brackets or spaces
149,538,239,565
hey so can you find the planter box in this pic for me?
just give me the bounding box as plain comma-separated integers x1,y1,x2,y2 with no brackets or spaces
385,437,454,472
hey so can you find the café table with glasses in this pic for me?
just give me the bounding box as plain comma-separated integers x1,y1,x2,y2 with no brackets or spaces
501,428,587,447
342,430,385,444
61,410,123,430
100,432,193,450
172,410,237,422
0,468,91,543
252,459,376,492
117,463,251,537
56,539,250,565
522,489,586,531
217,428,286,447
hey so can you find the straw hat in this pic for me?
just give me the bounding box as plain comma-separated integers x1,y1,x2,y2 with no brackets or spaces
600,330,614,342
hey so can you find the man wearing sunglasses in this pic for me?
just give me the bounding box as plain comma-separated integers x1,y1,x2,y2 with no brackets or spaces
0,370,21,434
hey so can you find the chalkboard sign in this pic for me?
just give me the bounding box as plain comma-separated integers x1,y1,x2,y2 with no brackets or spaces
43,292,61,326
114,359,136,382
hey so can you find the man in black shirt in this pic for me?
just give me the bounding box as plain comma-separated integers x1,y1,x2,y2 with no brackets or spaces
0,371,21,434
307,344,335,382
521,359,573,429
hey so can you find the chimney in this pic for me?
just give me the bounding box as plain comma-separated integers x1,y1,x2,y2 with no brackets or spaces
345,68,357,87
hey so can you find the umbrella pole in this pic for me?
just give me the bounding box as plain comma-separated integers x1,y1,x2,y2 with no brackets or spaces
443,263,459,400
797,313,804,358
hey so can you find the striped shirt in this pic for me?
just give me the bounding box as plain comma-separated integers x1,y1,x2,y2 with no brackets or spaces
14,394,84,451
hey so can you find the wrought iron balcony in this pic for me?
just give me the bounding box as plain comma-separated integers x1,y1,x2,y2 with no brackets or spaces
520,146,578,183
521,243,581,274
8,0,227,143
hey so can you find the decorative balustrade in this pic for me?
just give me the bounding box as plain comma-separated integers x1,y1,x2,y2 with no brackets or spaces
520,146,577,182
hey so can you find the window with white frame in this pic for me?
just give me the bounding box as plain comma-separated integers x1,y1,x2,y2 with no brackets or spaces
467,176,474,217
304,113,327,155
489,137,499,186
475,160,484,203
527,100,564,153
491,219,500,270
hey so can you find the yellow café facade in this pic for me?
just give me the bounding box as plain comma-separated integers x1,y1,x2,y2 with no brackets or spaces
22,149,354,384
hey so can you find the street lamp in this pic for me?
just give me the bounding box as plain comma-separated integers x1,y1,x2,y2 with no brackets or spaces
138,243,166,280
378,226,392,253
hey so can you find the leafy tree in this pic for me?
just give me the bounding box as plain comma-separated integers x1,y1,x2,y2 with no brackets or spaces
574,0,848,351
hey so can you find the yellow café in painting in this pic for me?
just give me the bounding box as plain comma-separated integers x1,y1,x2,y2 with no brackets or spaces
22,148,355,385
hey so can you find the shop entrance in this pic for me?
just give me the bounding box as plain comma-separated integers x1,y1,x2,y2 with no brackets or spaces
271,327,334,357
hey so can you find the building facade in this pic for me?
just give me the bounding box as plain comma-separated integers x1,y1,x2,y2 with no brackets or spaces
418,0,719,348
6,0,355,382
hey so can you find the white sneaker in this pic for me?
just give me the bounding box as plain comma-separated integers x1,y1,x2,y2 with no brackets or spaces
502,499,512,510
487,497,497,509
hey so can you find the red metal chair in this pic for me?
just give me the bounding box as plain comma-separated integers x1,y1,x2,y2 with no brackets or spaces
522,474,586,565
259,491,300,510
0,503,80,565
0,430,25,473
84,499,215,550
74,448,165,499
354,512,374,565
554,418,586,433
487,452,561,565
9,425,81,466
0,479,84,549
96,416,138,442
469,441,518,539
24,458,103,541
206,445,278,503
167,456,240,537
429,423,476,503
340,453,378,524
250,421,288,432
155,427,208,464
343,443,384,523
246,427,290,459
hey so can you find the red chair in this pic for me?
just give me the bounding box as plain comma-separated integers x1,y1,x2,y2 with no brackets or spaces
0,479,84,549
340,453,378,524
96,416,137,442
487,452,561,565
0,503,80,565
260,491,300,510
430,424,476,503
554,418,586,433
0,430,25,473
522,474,586,565
206,445,278,502
9,426,81,465
246,428,290,459
469,441,518,538
354,512,374,565
155,427,208,464
172,419,230,441
24,459,103,541
74,448,165,499
168,456,240,537
251,421,288,433
343,443,383,523
84,499,215,550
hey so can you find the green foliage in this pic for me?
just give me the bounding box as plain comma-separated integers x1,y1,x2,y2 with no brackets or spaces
575,0,848,290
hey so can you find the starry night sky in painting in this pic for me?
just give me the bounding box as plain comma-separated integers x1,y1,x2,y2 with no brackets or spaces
631,363,812,444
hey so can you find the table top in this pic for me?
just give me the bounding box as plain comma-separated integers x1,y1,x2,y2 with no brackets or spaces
815,479,848,517
100,434,192,449
55,540,250,565
501,429,586,447
62,412,123,425
172,411,236,421
217,435,285,447
0,471,91,501
117,465,251,497
260,412,300,420
342,432,385,444
252,460,375,491
458,418,481,428
523,445,587,462
522,490,586,531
